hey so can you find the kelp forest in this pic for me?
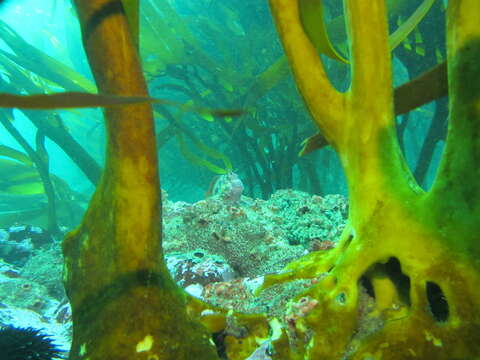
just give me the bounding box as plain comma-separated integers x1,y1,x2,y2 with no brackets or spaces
0,0,447,233
2,0,479,359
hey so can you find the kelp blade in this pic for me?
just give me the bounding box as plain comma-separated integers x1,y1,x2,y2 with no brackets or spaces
299,0,348,63
0,20,97,93
0,92,154,109
388,0,436,50
121,0,139,48
177,132,233,175
0,92,244,117
0,145,33,166
304,0,436,64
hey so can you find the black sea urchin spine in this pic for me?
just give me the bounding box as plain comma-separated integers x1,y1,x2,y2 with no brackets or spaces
0,325,64,360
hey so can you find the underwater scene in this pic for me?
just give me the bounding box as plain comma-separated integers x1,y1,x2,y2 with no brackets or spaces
0,0,479,359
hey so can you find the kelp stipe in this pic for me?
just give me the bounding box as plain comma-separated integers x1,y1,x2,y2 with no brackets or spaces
62,0,221,359
262,0,480,358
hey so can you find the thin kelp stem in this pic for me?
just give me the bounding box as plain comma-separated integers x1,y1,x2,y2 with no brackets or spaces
0,112,60,236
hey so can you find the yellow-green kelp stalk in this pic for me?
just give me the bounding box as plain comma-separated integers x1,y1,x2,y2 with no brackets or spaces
264,0,480,358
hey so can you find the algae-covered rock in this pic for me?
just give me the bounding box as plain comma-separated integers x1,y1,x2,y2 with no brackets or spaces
162,189,347,277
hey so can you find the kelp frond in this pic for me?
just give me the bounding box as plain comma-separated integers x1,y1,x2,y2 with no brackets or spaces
0,91,244,117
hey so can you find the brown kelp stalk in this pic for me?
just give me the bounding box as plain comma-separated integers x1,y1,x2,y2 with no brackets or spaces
63,1,219,359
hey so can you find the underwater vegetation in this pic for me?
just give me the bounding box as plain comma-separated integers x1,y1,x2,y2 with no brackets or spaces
0,2,243,230
0,0,447,226
1,0,479,359
144,0,446,199
261,0,480,358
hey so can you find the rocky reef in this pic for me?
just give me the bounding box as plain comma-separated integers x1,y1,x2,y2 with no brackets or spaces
0,186,347,359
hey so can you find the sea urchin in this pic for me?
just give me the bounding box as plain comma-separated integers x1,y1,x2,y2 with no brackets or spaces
0,325,63,360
